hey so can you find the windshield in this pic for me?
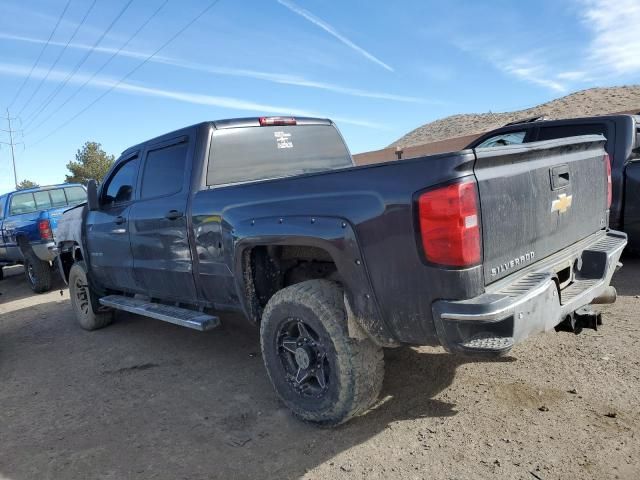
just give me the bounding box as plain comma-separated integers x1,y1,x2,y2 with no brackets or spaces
207,124,353,186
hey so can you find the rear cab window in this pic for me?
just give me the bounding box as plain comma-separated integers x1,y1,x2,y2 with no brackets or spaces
476,131,526,148
207,123,353,186
50,188,68,207
64,186,87,205
537,123,609,145
0,195,6,220
33,190,52,210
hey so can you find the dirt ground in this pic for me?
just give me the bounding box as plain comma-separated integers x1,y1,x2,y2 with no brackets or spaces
1,258,639,480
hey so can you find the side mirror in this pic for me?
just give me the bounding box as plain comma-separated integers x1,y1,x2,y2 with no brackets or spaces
87,179,99,211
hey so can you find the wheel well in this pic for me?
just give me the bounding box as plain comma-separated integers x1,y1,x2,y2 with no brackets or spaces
16,235,30,255
58,242,83,282
243,245,340,323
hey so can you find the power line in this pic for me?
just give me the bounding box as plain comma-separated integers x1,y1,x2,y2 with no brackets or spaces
6,0,72,110
30,0,222,147
22,0,135,130
26,0,170,137
0,110,24,189
18,0,99,119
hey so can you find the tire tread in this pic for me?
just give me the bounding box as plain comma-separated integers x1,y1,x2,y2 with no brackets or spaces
260,279,384,425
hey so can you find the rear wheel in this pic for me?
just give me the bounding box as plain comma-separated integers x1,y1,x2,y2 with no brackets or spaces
68,262,113,330
0,266,3,281
23,251,52,293
260,280,384,426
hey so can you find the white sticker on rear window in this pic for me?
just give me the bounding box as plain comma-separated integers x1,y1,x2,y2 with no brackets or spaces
274,131,293,149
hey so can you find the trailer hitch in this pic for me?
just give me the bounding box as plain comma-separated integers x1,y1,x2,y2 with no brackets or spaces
555,307,602,334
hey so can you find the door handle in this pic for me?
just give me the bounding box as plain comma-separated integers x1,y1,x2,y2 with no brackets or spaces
114,216,126,225
165,210,184,220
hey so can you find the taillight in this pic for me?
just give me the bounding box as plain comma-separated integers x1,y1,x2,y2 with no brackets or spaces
605,153,612,209
418,180,481,267
259,116,296,126
38,219,53,240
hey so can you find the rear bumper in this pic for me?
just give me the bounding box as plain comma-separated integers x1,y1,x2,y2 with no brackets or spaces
432,230,627,355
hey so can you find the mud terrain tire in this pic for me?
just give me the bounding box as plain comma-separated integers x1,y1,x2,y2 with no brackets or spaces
260,279,384,426
69,262,113,331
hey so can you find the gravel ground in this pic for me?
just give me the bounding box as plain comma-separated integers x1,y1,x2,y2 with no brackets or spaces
1,259,639,480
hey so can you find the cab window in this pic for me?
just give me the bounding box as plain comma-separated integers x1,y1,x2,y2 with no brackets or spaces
140,141,188,199
9,192,37,215
101,156,139,207
476,131,526,148
64,186,86,205
537,123,609,145
33,190,52,210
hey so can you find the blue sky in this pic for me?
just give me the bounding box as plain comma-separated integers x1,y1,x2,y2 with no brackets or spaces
0,0,639,193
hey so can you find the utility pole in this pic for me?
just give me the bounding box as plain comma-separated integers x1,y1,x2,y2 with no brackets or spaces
0,109,23,189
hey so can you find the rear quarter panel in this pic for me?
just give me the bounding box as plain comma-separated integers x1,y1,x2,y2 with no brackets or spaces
192,150,480,345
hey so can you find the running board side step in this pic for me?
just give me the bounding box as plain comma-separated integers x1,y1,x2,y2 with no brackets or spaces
99,295,220,331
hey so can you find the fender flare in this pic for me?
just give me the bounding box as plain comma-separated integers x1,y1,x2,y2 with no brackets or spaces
231,215,398,347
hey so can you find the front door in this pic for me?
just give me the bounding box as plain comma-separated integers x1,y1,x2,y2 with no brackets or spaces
129,136,197,302
86,153,140,291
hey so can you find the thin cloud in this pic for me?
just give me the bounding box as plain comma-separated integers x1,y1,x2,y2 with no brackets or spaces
453,1,640,93
0,62,384,129
501,62,566,93
454,39,568,93
0,32,149,61
276,0,393,72
579,0,640,75
0,32,422,102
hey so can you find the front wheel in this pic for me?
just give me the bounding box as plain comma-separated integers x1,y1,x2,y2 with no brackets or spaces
260,279,384,426
23,251,52,293
68,262,113,330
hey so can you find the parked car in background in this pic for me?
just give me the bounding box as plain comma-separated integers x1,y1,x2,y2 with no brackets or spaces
0,184,86,292
467,114,640,251
55,117,624,425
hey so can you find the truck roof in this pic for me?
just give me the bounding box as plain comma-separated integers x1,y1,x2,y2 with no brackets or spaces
499,113,640,129
1,183,85,197
120,116,333,158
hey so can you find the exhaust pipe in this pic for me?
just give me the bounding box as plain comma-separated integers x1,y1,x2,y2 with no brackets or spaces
591,286,617,305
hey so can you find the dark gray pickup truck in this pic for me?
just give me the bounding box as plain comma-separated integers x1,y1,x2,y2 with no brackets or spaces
55,116,626,425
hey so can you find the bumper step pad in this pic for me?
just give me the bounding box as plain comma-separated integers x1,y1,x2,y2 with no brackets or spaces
99,295,220,331
460,333,514,352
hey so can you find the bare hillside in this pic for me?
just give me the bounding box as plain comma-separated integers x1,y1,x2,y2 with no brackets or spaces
391,85,640,148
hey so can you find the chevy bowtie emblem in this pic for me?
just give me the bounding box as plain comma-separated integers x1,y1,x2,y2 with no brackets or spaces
551,193,573,214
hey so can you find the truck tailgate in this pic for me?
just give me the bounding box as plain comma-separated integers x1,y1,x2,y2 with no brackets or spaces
474,135,609,285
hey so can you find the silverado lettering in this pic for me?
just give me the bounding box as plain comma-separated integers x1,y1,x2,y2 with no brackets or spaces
491,251,536,277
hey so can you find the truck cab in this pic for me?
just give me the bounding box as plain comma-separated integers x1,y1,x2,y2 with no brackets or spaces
0,184,86,291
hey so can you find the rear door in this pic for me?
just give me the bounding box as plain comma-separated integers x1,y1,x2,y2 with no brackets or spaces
86,153,140,291
129,135,197,302
474,135,609,284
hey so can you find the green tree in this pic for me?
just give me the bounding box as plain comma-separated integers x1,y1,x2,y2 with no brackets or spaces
16,179,39,190
65,141,115,185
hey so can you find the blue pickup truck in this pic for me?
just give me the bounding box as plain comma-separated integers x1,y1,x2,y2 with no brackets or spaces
0,184,86,292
